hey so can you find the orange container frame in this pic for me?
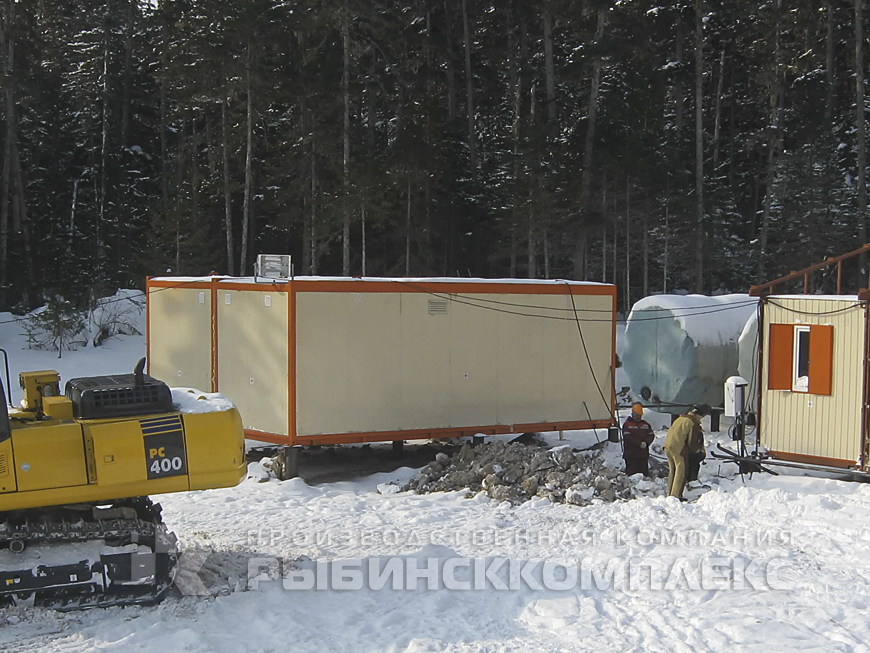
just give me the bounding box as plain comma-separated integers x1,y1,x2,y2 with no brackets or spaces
147,276,618,446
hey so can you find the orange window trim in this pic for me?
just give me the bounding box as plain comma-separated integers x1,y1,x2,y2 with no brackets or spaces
808,324,834,396
768,323,794,390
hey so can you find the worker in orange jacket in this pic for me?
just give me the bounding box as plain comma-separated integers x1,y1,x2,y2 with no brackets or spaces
622,403,655,476
663,404,709,499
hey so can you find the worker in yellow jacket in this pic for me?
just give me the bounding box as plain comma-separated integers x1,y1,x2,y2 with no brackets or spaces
663,404,710,499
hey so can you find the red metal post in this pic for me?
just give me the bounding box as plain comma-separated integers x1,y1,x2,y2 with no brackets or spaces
755,299,765,453
862,304,870,470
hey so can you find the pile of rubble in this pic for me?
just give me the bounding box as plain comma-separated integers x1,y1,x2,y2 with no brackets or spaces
404,438,661,506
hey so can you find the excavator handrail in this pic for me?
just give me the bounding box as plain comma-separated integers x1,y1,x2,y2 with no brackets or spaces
0,348,10,407
0,362,9,443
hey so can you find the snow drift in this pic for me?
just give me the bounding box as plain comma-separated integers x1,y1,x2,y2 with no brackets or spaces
623,294,758,412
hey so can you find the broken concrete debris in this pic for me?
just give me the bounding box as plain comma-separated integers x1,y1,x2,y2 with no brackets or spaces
404,439,662,505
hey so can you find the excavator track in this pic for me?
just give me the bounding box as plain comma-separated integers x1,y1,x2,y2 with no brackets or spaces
0,497,178,611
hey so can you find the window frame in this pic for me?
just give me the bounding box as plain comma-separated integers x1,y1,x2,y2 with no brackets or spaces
791,325,811,393
767,322,834,396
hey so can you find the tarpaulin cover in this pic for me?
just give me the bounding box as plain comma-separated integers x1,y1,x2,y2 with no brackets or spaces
623,294,758,413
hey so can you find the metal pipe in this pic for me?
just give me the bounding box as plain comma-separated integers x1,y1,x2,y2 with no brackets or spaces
729,455,870,480
750,243,870,296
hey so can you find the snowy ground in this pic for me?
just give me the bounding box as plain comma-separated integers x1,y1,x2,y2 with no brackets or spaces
2,297,870,652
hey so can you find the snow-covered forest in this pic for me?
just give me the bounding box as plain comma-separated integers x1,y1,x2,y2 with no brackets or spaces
0,0,868,311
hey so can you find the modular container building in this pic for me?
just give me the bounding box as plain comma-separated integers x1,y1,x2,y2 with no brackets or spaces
146,276,617,446
757,295,869,470
752,246,870,472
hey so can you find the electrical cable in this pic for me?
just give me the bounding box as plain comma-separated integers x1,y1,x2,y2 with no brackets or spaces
395,280,614,314
398,279,759,316
766,298,863,316
628,301,761,321
395,280,760,323
566,282,613,417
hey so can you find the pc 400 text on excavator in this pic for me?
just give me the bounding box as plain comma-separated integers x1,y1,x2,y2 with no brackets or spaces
0,356,246,610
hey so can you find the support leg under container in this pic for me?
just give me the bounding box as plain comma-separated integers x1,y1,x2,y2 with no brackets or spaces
710,410,720,432
278,446,300,480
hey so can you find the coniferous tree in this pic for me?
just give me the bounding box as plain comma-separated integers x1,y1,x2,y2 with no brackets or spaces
3,0,870,306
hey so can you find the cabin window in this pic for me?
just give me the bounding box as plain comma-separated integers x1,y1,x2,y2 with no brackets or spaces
768,323,833,396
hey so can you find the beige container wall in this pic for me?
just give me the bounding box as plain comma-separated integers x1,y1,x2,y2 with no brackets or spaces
216,289,289,435
761,298,864,462
295,291,613,436
542,295,612,422
148,287,212,390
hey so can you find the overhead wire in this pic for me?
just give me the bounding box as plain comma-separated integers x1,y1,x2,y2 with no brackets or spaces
394,280,761,323
400,279,762,315
397,279,762,315
395,280,614,314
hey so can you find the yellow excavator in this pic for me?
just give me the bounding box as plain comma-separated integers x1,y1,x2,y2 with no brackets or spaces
0,356,246,610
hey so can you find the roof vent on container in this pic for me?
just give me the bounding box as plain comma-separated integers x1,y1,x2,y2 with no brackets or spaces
254,254,292,283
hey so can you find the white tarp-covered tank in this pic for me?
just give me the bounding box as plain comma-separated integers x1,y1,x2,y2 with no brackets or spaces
623,294,758,413
736,310,760,410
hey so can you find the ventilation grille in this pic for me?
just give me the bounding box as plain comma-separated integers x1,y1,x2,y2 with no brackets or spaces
428,299,449,315
91,385,164,408
0,453,7,477
66,374,173,419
